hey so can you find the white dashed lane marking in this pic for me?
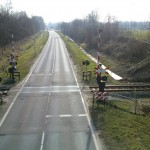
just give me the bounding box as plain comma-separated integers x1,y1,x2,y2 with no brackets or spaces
78,114,87,117
60,114,72,117
45,114,87,118
31,74,52,76
46,115,52,118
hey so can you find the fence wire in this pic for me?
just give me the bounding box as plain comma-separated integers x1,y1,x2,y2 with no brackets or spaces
107,91,150,115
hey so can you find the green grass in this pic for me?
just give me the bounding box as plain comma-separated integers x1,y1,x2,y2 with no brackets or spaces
132,30,150,41
0,31,49,84
123,30,150,41
89,100,150,150
59,33,97,84
59,32,150,150
16,31,49,81
59,33,115,85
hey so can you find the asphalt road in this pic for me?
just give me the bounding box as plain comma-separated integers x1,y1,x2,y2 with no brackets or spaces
0,31,99,150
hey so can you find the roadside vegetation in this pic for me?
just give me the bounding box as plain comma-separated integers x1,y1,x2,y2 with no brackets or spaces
0,3,45,50
0,2,47,85
89,99,150,150
59,33,115,85
102,37,150,82
58,11,150,82
60,33,150,150
0,30,49,120
0,31,49,85
123,30,150,41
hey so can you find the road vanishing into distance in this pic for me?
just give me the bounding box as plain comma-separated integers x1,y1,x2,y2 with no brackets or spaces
0,31,100,150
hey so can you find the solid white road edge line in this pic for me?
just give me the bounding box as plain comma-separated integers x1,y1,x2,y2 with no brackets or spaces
0,32,50,127
58,34,101,150
40,131,45,150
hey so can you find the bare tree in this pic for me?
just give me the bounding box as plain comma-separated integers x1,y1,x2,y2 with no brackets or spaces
0,3,45,52
103,14,119,41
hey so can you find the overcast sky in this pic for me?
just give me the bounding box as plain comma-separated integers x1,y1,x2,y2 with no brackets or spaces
0,0,150,23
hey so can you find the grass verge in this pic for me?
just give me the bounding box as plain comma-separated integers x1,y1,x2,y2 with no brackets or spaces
59,33,115,85
59,32,150,150
89,100,150,150
0,31,49,85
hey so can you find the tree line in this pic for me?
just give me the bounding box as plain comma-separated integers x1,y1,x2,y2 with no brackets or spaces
58,11,150,50
0,4,45,50
59,11,119,50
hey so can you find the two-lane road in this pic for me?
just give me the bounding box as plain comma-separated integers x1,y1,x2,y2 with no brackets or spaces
0,31,100,150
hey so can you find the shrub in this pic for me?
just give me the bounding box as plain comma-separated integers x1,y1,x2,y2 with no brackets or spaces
141,105,150,115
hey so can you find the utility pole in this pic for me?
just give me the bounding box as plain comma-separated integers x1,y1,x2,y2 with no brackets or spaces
97,29,102,72
42,30,44,45
32,16,36,57
34,35,36,56
11,34,15,52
